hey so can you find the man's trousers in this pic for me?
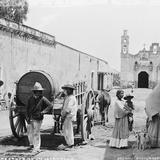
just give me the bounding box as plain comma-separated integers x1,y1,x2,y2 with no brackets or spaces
63,117,74,146
27,120,42,150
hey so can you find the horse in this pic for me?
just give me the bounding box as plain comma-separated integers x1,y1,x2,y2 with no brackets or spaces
96,89,111,125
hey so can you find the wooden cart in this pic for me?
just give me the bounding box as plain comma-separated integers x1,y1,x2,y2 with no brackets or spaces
9,70,98,142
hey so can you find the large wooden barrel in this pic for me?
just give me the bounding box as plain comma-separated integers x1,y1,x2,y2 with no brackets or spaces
16,70,59,106
9,70,60,138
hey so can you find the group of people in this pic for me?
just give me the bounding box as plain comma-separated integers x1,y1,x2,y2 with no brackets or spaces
22,82,160,151
27,81,136,153
0,80,11,110
26,82,77,153
2,77,160,151
0,79,12,110
109,85,160,149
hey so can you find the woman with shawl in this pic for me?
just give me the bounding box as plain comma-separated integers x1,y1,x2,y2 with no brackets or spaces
109,89,130,148
145,83,160,147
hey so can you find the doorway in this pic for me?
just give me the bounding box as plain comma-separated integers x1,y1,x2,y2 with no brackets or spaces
98,73,104,90
138,71,149,88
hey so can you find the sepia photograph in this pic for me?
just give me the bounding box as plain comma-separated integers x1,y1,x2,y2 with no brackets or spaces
0,0,160,159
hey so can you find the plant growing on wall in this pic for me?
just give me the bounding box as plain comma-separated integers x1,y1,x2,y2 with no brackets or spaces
0,0,29,23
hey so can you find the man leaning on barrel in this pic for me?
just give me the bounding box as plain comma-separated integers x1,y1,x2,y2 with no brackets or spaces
26,82,53,153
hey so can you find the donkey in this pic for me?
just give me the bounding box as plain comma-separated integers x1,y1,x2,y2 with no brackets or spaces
96,89,111,125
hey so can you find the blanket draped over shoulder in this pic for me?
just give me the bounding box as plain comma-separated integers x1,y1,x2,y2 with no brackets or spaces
145,83,160,120
114,100,126,119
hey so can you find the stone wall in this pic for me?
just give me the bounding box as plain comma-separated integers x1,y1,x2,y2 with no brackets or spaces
0,18,114,97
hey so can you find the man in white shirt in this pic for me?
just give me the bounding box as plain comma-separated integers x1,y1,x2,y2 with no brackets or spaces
60,84,77,149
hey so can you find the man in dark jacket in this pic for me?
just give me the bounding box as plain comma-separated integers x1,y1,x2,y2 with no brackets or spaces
27,82,53,153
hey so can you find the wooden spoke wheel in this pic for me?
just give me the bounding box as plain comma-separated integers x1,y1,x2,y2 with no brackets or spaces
81,90,96,142
9,102,27,138
53,114,62,133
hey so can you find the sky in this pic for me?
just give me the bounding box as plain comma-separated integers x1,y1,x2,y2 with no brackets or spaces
25,0,160,71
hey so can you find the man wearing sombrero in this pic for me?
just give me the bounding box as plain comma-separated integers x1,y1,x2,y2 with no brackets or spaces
26,82,53,153
58,84,77,149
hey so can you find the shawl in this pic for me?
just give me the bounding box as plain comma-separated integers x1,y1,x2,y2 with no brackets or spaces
145,83,160,120
114,99,126,118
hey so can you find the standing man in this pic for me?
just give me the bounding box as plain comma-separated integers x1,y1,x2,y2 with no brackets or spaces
26,82,53,153
59,84,77,149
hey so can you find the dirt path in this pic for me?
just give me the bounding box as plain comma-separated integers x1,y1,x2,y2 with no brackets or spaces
1,88,160,160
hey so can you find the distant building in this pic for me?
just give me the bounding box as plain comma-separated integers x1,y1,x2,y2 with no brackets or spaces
121,30,160,89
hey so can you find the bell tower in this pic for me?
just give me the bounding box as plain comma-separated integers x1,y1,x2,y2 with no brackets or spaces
121,30,129,54
120,30,131,88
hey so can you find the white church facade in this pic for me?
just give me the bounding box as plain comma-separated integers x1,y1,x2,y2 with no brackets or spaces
121,30,160,89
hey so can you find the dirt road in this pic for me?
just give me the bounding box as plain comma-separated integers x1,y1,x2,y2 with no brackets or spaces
1,88,160,160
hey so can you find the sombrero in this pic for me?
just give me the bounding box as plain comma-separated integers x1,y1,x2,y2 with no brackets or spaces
0,80,3,87
31,82,44,91
61,84,75,90
124,94,134,100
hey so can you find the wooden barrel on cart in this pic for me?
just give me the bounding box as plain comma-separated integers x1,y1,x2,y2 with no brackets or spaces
9,70,59,138
16,70,59,106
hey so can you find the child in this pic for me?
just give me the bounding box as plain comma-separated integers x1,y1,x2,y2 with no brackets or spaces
124,94,134,131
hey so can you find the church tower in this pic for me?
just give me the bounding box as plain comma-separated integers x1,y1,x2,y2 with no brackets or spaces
121,30,129,54
120,30,132,87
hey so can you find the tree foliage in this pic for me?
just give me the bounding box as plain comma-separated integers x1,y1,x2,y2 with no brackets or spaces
0,0,29,23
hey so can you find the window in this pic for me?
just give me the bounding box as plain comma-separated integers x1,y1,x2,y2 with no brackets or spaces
98,73,104,90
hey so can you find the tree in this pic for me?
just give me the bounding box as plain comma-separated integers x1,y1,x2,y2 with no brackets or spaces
0,0,29,23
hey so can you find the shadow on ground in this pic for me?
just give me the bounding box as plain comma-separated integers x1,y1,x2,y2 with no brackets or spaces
0,128,82,151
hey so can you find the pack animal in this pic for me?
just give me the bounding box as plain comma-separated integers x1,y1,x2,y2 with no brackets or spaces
96,89,111,125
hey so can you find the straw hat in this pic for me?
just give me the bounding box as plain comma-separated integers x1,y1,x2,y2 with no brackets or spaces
31,82,44,91
61,84,75,90
0,80,3,87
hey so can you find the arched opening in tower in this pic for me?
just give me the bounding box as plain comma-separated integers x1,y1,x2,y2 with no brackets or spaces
138,71,149,88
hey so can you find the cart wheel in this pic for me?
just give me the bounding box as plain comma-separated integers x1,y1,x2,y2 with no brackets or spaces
81,90,96,142
53,115,62,133
9,102,27,138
